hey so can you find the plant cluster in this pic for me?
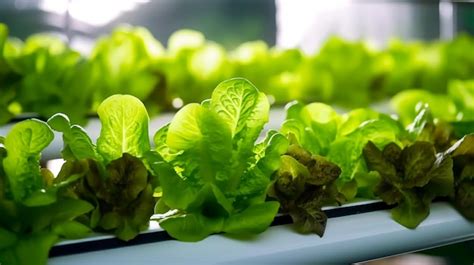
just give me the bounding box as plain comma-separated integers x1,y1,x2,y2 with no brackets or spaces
1,24,474,125
0,80,473,264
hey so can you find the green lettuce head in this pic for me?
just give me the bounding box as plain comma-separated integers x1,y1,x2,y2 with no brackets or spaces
49,94,157,241
149,78,287,241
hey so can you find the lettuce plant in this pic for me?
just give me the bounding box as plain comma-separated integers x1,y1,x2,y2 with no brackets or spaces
0,22,473,125
391,79,474,126
374,40,425,97
363,141,454,228
268,134,343,236
280,101,404,200
310,37,378,107
404,105,458,152
149,78,286,241
448,80,474,120
0,23,22,125
48,94,157,241
442,35,474,85
0,120,92,265
392,89,458,125
154,29,232,108
89,26,164,114
3,33,92,124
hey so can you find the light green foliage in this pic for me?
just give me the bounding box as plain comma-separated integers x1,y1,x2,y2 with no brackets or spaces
281,101,403,199
166,103,233,185
230,41,269,90
309,37,378,107
0,198,93,265
392,89,457,125
392,79,474,125
327,117,403,199
90,26,164,110
155,29,232,108
48,113,99,161
97,94,150,163
392,80,474,141
376,41,436,94
3,33,91,124
150,78,285,241
282,101,340,155
3,119,53,201
375,40,425,96
1,24,474,126
230,43,309,104
0,119,93,265
0,23,21,124
442,34,474,83
448,80,474,120
405,105,457,152
266,48,305,102
50,96,150,163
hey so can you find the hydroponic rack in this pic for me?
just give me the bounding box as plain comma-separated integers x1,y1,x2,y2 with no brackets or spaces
47,201,474,264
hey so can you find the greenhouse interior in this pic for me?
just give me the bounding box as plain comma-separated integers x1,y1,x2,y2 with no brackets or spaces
0,0,473,264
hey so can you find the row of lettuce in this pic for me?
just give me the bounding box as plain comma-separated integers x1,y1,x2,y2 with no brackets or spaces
1,23,474,125
0,78,473,265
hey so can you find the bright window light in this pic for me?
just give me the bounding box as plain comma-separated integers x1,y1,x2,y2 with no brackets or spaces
40,0,150,26
40,0,68,14
69,0,133,26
